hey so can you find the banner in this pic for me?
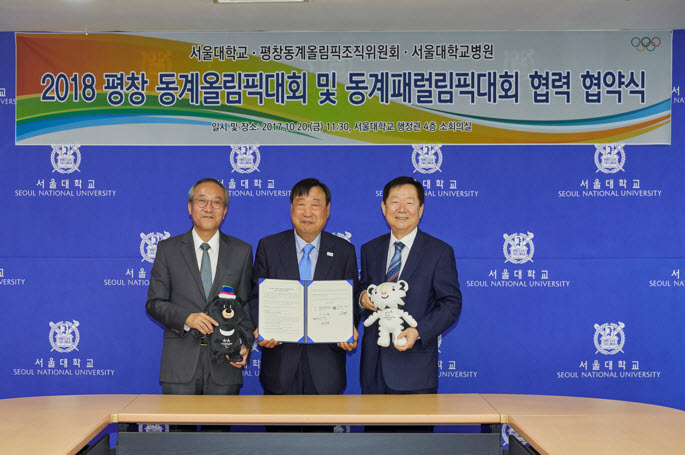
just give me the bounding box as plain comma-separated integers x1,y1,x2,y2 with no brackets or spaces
16,31,672,145
2,30,684,419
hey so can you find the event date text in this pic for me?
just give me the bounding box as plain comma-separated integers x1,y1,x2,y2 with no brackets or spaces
212,121,352,133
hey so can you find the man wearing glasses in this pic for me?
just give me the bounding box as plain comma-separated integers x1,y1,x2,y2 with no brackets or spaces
146,178,254,398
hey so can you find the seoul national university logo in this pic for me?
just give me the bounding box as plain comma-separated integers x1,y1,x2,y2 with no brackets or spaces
51,145,82,174
594,321,625,355
594,144,625,174
0,88,5,97
503,232,535,264
140,231,171,263
333,231,352,243
49,320,80,353
412,145,443,174
230,145,261,174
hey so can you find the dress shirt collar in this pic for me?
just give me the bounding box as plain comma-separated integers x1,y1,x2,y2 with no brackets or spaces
294,230,321,255
390,227,418,251
192,228,220,252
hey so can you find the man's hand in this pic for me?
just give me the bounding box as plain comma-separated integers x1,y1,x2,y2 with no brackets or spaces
360,290,376,311
229,345,249,368
394,327,419,351
185,313,218,335
254,328,281,348
337,325,359,351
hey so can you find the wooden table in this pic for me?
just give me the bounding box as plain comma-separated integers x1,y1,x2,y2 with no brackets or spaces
116,393,499,425
115,394,502,455
481,394,685,455
1,394,683,455
508,413,685,455
0,394,137,455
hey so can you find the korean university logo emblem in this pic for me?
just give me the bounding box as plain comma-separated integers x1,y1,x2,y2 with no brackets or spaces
411,145,443,174
594,321,626,355
49,320,80,353
333,231,352,243
594,144,625,174
0,88,5,97
140,231,171,263
437,334,442,354
50,145,82,174
503,232,535,264
230,145,261,174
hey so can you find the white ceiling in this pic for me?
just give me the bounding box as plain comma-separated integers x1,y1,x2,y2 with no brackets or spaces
0,0,683,32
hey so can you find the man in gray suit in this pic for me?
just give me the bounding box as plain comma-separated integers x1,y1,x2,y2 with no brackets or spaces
146,178,253,395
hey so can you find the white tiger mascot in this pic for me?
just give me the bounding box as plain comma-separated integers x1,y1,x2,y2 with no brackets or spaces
364,280,417,347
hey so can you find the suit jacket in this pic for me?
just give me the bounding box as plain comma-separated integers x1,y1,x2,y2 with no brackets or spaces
248,230,359,395
146,229,254,386
359,229,462,391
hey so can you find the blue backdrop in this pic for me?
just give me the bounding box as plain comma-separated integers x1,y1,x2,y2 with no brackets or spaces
1,31,684,414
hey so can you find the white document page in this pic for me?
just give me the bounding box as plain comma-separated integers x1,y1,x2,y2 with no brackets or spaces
306,280,353,343
258,279,305,342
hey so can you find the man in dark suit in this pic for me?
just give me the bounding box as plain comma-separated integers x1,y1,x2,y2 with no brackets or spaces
359,176,462,397
146,178,253,396
249,178,359,398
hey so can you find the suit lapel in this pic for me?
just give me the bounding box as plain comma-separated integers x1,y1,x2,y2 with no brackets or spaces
313,233,332,280
210,233,231,297
180,230,207,302
373,234,391,284
399,230,425,283
280,230,301,280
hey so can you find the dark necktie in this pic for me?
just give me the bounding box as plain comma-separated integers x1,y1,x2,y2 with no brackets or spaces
200,243,212,299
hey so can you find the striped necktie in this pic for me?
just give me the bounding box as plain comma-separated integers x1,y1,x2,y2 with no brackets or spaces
385,241,405,282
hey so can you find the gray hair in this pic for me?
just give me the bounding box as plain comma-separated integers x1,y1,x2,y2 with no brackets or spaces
188,178,229,206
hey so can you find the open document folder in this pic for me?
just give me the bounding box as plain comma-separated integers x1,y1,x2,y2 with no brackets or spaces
258,278,354,343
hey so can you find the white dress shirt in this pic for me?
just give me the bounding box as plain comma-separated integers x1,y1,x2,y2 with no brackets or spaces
294,231,322,280
359,227,419,309
192,228,220,282
386,227,418,279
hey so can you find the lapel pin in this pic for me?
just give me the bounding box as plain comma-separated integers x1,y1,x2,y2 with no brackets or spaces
327,251,334,257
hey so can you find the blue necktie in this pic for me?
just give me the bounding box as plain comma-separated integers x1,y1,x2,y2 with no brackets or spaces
385,241,405,282
299,244,314,281
200,243,212,299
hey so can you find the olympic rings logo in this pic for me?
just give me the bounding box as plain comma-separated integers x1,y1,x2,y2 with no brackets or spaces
631,37,661,52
